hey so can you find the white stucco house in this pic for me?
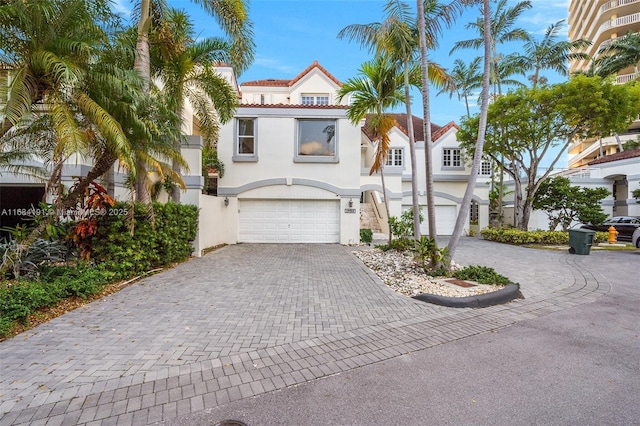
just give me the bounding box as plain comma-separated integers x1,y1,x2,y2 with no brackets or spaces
0,61,493,252
194,61,491,250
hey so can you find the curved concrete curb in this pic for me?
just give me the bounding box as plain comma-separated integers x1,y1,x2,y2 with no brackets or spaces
412,283,522,308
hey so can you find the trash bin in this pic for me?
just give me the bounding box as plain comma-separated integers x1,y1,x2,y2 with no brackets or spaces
568,228,595,255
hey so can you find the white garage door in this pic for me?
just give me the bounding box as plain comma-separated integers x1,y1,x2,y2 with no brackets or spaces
239,200,340,243
405,205,457,236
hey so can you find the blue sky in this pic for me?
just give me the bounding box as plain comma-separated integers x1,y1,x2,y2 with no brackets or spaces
114,0,571,167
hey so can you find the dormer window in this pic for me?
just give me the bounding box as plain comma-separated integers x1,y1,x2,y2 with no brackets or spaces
301,93,330,105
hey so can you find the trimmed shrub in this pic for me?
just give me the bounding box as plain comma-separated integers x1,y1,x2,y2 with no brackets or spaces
360,229,373,244
480,228,608,245
0,266,116,337
89,202,198,275
453,265,512,286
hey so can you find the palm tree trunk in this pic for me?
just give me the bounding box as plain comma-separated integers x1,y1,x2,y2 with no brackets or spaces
380,166,392,247
447,0,492,262
134,0,151,93
417,0,437,245
404,66,420,239
171,138,181,203
133,0,151,201
135,160,151,204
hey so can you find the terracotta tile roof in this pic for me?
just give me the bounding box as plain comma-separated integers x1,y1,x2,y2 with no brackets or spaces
238,103,349,110
362,113,446,143
240,60,342,87
432,121,459,140
588,148,640,165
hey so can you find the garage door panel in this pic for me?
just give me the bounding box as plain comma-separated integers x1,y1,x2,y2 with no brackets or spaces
239,200,340,243
404,205,457,236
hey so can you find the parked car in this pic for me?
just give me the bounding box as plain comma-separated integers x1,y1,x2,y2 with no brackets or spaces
633,227,640,249
580,216,640,242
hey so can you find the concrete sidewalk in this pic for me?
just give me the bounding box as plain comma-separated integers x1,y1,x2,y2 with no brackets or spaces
0,239,633,425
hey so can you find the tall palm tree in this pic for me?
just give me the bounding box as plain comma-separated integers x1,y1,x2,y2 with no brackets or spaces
0,0,136,200
337,56,406,246
338,0,455,239
416,0,467,245
595,31,640,78
0,0,148,272
507,20,591,87
438,57,482,118
451,0,531,96
151,8,239,202
133,0,254,202
446,0,492,262
450,0,531,225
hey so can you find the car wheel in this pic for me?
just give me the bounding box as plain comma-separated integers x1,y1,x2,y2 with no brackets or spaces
636,239,640,249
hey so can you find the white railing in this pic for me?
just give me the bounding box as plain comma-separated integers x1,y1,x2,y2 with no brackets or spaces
601,0,640,13
602,11,640,30
616,72,639,84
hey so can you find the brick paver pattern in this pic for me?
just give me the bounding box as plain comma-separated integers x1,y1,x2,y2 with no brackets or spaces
0,240,609,425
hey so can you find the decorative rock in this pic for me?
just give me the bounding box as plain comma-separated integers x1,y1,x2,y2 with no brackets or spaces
353,248,504,298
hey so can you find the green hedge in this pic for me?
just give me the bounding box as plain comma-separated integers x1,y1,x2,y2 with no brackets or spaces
89,202,198,275
1,202,199,339
0,266,117,337
480,228,608,245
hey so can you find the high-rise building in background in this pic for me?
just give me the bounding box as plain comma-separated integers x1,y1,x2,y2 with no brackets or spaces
567,0,640,168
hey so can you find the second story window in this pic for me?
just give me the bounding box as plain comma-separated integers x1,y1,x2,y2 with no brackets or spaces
443,148,462,168
233,118,258,162
480,160,492,176
294,118,338,163
301,93,330,105
386,148,403,167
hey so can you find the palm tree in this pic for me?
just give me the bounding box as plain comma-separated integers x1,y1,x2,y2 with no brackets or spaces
338,0,456,239
337,56,405,246
450,0,531,226
416,0,467,246
133,0,254,202
151,8,239,202
0,0,136,201
595,31,640,78
507,20,591,87
451,0,532,96
446,0,492,262
439,57,482,118
0,0,149,273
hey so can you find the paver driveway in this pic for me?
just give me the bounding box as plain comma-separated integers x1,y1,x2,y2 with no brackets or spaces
0,240,618,425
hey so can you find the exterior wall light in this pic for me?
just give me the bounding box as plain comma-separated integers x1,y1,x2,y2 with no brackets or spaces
348,198,353,208
224,196,229,207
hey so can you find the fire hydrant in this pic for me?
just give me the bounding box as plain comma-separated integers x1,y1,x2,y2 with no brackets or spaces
608,226,618,244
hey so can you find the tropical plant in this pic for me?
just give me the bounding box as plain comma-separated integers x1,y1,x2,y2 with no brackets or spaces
337,56,406,246
338,0,455,239
533,176,609,231
0,0,147,274
506,20,590,87
133,0,254,202
450,0,532,96
1,225,68,279
445,0,492,265
438,57,482,118
458,76,640,230
150,7,239,202
595,31,640,78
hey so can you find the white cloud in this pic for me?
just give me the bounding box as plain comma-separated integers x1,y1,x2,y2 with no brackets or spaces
253,56,298,75
519,1,569,36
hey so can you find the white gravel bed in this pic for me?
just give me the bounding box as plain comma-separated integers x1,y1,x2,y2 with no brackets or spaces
354,248,504,298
